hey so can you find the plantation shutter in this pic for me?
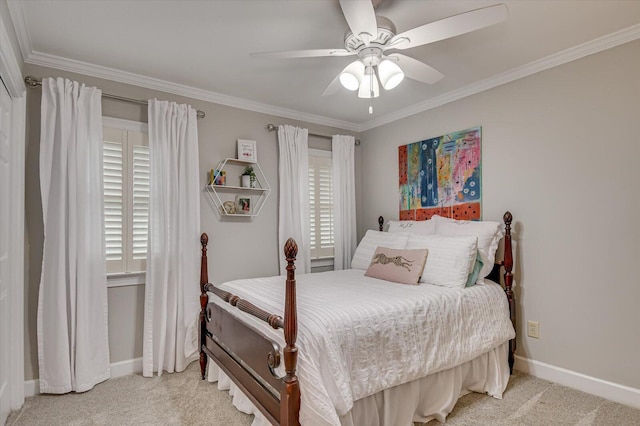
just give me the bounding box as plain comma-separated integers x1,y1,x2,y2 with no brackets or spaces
103,128,126,273
128,132,149,271
309,151,334,258
309,166,316,251
103,124,149,274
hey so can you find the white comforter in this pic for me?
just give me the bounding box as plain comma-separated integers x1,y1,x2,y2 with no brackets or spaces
209,269,515,426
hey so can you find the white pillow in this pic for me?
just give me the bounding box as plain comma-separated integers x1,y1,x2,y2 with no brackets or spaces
406,234,478,288
351,230,410,270
387,220,436,235
431,215,504,280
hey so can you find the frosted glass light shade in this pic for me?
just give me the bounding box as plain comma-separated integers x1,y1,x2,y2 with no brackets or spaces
339,61,365,91
358,72,380,99
378,59,404,90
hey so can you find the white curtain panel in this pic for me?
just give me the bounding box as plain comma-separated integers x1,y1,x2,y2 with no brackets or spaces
143,99,201,377
37,77,110,393
277,125,310,274
331,135,357,270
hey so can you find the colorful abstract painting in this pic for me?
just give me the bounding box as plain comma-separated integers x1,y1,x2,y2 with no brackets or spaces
399,127,482,220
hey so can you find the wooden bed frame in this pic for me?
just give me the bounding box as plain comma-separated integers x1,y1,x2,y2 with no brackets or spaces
198,211,515,426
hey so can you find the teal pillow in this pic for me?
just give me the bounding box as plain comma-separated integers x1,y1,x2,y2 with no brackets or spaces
465,252,484,287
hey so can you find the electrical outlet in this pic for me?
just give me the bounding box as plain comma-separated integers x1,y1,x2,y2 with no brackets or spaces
527,321,540,339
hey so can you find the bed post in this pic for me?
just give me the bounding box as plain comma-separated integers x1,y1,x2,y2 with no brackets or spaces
281,238,301,426
502,212,516,373
199,233,209,380
378,216,384,231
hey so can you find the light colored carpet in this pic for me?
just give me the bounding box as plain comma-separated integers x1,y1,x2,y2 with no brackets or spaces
7,363,640,425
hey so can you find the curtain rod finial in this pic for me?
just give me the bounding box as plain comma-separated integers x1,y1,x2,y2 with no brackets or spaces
24,76,41,87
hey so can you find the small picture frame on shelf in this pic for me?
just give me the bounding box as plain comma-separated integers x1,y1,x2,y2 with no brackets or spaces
236,196,251,214
237,139,257,162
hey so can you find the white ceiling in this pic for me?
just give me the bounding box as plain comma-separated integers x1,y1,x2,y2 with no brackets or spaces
8,0,640,131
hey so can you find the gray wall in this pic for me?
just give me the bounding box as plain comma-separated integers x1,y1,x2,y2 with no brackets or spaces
358,40,640,389
23,63,361,380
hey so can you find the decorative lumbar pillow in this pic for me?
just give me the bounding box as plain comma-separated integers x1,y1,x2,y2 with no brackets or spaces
465,251,485,287
387,219,436,235
365,247,428,285
431,215,503,281
406,234,478,289
351,230,410,270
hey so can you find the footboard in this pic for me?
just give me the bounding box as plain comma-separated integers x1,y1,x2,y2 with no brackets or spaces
199,234,300,426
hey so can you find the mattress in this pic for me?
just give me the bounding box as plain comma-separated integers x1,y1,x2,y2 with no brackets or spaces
208,269,515,426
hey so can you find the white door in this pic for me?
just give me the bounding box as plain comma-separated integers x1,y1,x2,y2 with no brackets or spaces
0,79,12,425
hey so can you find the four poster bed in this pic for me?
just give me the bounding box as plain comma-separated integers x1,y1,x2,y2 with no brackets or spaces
198,212,516,426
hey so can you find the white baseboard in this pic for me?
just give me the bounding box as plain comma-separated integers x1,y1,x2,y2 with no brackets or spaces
514,355,640,410
23,378,38,398
24,357,143,398
109,357,143,378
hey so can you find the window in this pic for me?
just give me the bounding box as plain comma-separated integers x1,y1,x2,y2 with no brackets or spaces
103,119,149,274
308,149,334,259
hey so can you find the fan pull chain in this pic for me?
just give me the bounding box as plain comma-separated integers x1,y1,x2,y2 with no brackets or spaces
369,72,374,114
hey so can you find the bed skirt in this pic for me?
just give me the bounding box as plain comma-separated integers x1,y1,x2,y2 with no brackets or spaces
207,341,510,426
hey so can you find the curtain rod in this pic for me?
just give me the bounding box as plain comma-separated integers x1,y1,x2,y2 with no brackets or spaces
24,76,206,119
266,123,360,146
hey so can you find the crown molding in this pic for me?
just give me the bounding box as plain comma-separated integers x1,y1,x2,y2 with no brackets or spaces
23,50,361,132
0,4,25,97
6,0,32,65
359,23,640,132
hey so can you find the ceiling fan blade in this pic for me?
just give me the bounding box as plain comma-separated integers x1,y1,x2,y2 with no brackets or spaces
251,49,354,59
389,4,508,50
389,54,443,84
339,0,378,46
322,73,343,96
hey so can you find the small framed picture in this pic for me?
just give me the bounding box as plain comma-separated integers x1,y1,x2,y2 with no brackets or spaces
236,196,251,214
237,139,257,162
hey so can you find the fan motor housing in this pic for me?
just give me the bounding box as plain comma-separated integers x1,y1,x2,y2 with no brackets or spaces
344,16,396,53
358,47,383,65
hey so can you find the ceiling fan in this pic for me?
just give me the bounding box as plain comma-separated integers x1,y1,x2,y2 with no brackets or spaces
251,1,508,102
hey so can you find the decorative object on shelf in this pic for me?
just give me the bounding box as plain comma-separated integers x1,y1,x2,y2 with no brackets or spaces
237,139,257,162
242,166,257,188
399,126,482,221
209,169,226,185
221,200,236,215
213,169,226,186
236,196,251,214
205,158,271,218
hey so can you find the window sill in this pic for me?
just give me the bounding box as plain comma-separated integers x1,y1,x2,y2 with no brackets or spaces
107,271,145,288
311,257,334,268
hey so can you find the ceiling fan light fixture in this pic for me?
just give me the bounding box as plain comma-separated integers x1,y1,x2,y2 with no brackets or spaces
378,59,404,90
339,73,360,91
339,61,365,91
